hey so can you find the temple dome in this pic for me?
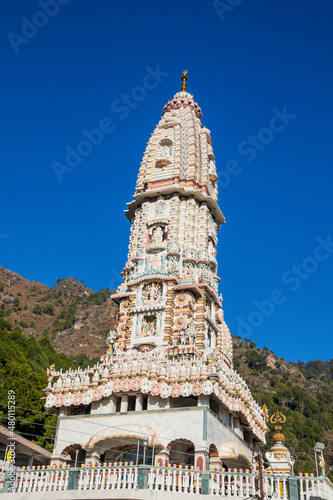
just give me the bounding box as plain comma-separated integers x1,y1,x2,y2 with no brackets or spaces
163,91,202,118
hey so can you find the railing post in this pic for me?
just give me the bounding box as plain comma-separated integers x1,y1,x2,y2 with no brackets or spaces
2,472,12,493
68,468,80,490
201,471,210,495
288,476,299,500
137,466,148,489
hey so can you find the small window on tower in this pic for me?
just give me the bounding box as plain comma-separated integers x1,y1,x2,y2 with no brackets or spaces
158,138,173,158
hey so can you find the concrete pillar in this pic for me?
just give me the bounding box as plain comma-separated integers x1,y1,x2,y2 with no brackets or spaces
155,448,170,466
121,395,128,412
110,395,117,412
91,400,100,414
135,393,143,411
288,477,299,500
233,419,243,438
195,447,209,470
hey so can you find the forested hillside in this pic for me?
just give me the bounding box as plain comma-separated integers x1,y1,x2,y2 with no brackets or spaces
233,337,333,477
0,318,99,452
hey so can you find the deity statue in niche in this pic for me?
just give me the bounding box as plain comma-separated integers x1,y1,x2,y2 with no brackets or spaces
187,321,196,345
142,314,157,337
158,139,172,157
183,261,195,280
142,282,162,305
179,321,196,346
198,263,210,283
106,329,118,354
142,317,148,337
167,255,179,275
208,158,216,174
152,226,164,243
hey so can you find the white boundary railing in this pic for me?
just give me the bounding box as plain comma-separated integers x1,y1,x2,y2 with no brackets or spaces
2,465,333,499
77,465,138,491
148,467,202,494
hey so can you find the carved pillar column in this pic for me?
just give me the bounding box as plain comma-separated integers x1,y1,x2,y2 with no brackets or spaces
195,295,206,349
120,394,128,412
109,395,117,413
135,393,143,411
164,286,175,344
124,291,136,348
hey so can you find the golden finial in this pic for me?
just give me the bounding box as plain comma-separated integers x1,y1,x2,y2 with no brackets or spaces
270,410,287,443
262,403,269,422
270,410,286,425
181,70,188,92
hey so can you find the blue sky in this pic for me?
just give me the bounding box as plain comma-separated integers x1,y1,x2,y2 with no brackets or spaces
1,0,332,362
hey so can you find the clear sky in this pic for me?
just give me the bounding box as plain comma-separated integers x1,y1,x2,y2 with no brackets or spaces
1,0,332,363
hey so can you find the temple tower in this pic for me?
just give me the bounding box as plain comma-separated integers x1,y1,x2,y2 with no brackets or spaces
45,74,268,470
112,71,231,362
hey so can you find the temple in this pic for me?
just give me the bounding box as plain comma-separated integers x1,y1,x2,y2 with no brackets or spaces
42,73,268,471
3,74,333,500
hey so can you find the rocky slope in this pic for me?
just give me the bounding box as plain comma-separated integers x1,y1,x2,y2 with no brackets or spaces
0,266,116,357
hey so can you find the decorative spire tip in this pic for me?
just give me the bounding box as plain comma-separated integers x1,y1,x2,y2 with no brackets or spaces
181,70,188,92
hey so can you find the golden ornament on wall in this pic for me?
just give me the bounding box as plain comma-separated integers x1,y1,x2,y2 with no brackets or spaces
176,293,188,305
175,315,186,328
120,301,131,312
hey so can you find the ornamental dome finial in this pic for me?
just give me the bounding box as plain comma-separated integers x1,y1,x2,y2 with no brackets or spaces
270,410,287,443
181,70,188,91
